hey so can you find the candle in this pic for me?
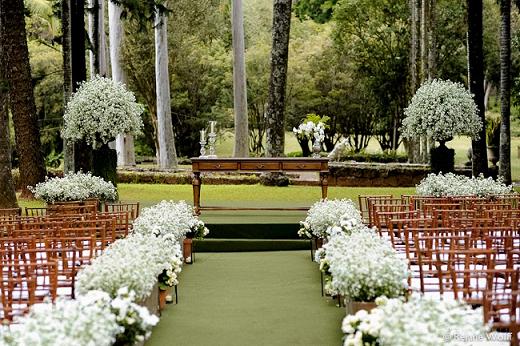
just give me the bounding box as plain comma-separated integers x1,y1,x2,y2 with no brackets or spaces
210,121,216,134
200,129,206,141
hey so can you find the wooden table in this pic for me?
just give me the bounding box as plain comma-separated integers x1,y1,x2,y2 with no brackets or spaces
191,157,329,214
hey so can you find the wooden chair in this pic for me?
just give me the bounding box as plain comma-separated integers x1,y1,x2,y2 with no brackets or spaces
25,207,48,217
0,208,21,217
104,202,140,222
358,195,393,224
0,258,58,322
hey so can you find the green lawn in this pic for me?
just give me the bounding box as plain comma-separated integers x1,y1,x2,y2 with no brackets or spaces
146,251,345,346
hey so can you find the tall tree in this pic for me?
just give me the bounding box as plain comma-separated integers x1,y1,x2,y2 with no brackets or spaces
1,0,46,197
498,0,511,184
71,0,92,172
467,0,488,176
109,1,136,166
62,0,75,173
89,0,108,76
232,0,249,157
408,0,420,163
155,10,177,168
0,1,18,207
265,0,292,157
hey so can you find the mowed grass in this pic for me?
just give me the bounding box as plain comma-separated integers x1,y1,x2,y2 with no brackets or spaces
16,184,414,223
115,184,415,208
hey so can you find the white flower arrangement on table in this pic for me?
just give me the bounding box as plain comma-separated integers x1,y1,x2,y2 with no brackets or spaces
0,289,158,346
293,120,326,143
342,295,487,346
28,171,117,203
76,234,183,301
62,75,144,148
298,199,362,239
401,79,482,143
416,172,513,198
132,200,209,241
319,226,409,301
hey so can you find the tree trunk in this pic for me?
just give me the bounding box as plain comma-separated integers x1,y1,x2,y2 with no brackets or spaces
89,0,107,77
265,0,292,158
154,11,178,168
232,0,249,158
108,1,136,166
92,142,117,187
62,0,75,173
408,0,420,163
0,3,18,207
2,0,46,198
71,0,92,172
467,0,488,176
498,0,511,184
420,0,429,83
427,0,436,79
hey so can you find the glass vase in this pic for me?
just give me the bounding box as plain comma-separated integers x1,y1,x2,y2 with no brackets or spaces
312,139,321,158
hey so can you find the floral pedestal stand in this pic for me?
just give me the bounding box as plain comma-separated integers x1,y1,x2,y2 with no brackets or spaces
183,236,193,264
344,300,377,316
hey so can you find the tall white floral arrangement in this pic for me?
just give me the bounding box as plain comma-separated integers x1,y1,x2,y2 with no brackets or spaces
62,75,144,148
401,79,482,142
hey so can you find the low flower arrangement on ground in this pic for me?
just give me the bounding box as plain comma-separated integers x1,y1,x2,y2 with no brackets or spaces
416,172,513,198
76,233,183,300
298,199,362,239
0,289,158,346
29,171,117,203
341,295,487,346
132,200,209,241
316,225,409,300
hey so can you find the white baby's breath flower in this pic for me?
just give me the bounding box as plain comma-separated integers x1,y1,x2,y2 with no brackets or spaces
62,75,144,148
401,79,482,142
416,172,513,197
28,171,117,203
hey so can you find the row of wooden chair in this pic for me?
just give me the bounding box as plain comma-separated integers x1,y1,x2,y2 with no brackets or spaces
360,194,520,344
0,203,139,322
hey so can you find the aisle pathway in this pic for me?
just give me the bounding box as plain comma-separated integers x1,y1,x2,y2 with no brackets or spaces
146,251,344,346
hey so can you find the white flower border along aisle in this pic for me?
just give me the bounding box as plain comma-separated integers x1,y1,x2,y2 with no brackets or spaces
132,200,209,242
297,199,363,240
341,295,488,346
416,172,514,198
315,225,409,302
29,171,117,204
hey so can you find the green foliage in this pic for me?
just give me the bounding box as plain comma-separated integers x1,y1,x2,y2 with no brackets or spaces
486,117,501,146
293,0,339,24
333,0,410,151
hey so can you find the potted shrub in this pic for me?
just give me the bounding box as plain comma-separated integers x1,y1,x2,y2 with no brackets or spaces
62,76,144,186
486,117,501,168
401,79,482,173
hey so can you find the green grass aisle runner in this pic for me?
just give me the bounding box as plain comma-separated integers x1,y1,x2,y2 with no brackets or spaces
146,251,345,346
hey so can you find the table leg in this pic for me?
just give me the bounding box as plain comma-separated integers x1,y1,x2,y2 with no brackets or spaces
320,172,328,200
192,172,201,215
